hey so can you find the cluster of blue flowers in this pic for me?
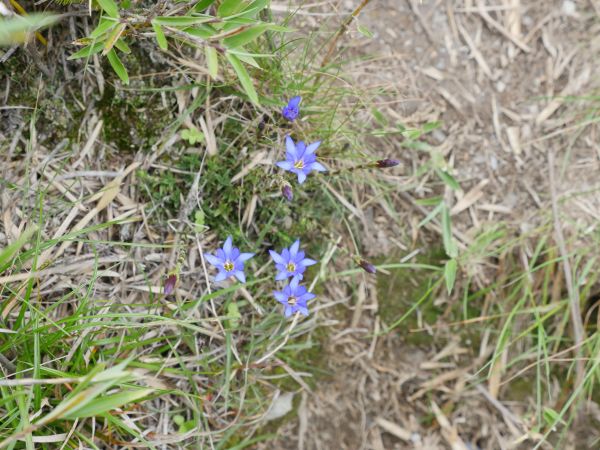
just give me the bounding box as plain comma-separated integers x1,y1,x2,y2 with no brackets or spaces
201,97,323,318
204,237,318,318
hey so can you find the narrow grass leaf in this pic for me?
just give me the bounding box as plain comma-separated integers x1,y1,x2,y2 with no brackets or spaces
218,0,250,17
152,21,168,50
223,24,268,48
193,0,217,12
97,0,120,18
102,22,126,55
225,52,259,105
444,259,457,294
0,227,37,273
206,45,219,78
63,389,153,419
68,42,104,60
436,168,461,191
441,204,458,258
106,49,129,85
89,19,117,40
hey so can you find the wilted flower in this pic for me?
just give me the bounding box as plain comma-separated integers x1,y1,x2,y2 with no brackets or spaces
269,239,317,281
282,96,301,121
273,276,316,317
164,273,178,295
358,259,377,274
374,159,400,168
204,236,254,283
281,184,293,202
276,135,327,184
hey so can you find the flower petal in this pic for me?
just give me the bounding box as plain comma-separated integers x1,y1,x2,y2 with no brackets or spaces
284,306,293,317
273,290,287,303
296,141,306,158
269,250,285,264
298,306,309,316
204,253,223,266
230,248,240,260
275,271,290,281
299,292,316,303
276,161,293,171
297,171,307,184
285,135,296,158
288,96,301,108
289,276,300,290
233,271,246,283
305,141,321,154
223,236,233,257
215,271,228,282
309,162,327,172
237,252,254,262
300,258,318,266
290,239,300,258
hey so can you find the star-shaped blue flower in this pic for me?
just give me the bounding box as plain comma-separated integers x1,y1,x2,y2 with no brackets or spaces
282,96,301,121
269,239,317,281
273,276,316,317
276,135,327,184
204,236,254,283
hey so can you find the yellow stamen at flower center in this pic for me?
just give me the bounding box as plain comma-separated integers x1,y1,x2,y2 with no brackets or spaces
287,296,297,306
294,160,304,169
286,262,296,272
223,261,234,272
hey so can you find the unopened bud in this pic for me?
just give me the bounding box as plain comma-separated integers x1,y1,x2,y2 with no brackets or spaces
164,273,177,295
282,185,293,202
358,259,377,274
374,159,400,168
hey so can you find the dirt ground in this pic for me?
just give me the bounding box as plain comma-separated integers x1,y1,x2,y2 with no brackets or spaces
261,1,600,449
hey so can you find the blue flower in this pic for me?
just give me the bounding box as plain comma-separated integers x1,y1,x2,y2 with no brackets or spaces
269,239,317,281
204,236,254,283
273,276,316,317
276,135,327,184
282,96,301,121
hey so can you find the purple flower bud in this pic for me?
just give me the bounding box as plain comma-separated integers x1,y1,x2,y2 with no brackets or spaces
164,273,178,295
358,259,377,274
282,185,293,202
375,159,400,168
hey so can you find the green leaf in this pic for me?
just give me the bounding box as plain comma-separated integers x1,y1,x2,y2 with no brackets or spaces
0,14,58,46
206,45,218,79
182,25,216,39
435,168,461,191
444,259,457,294
225,52,259,105
152,21,168,50
418,201,443,228
228,50,261,68
357,24,373,38
68,42,105,60
227,302,241,329
441,204,458,258
97,0,120,18
63,389,153,419
106,49,129,85
193,0,217,12
89,18,117,39
223,24,269,48
114,38,131,54
153,16,214,27
218,0,250,17
181,127,205,144
102,22,126,55
0,227,37,273
423,121,441,133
